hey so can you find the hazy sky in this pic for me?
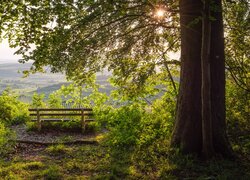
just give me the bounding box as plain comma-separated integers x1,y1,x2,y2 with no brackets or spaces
0,39,180,63
0,39,21,63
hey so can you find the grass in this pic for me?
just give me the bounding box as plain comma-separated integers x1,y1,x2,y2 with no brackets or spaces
0,142,249,179
1,119,250,179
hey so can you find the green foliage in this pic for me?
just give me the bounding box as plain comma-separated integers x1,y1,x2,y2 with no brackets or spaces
99,88,176,148
224,0,250,91
42,165,63,180
1,0,180,89
0,122,16,157
31,92,46,108
48,93,62,108
46,144,72,156
226,80,250,155
0,89,29,125
226,80,249,127
22,161,45,171
105,103,145,147
26,121,37,132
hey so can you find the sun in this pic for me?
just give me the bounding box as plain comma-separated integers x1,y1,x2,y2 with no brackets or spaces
155,9,165,18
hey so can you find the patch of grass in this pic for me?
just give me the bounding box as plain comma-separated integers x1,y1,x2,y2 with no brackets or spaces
26,121,37,131
22,161,45,170
46,144,72,156
0,161,45,179
65,161,83,174
42,165,63,180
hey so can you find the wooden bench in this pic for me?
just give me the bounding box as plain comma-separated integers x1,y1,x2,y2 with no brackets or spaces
28,108,94,132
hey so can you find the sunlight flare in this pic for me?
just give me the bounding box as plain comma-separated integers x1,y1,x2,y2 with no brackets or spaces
155,8,165,18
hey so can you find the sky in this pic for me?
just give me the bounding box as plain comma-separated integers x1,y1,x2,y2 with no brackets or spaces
0,39,180,64
0,39,21,63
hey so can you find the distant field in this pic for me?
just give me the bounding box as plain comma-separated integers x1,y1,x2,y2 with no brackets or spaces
0,62,112,102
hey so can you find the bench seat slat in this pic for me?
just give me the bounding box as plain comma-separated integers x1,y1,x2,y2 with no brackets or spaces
30,113,82,116
31,119,95,122
85,119,95,122
32,119,73,122
30,113,94,116
29,108,92,111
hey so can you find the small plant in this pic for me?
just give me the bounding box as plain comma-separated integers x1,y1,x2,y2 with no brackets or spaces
42,165,62,180
26,122,38,131
31,92,46,108
46,144,72,156
65,161,82,173
85,121,101,133
23,161,44,170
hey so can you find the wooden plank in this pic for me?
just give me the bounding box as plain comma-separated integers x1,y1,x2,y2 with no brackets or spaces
31,119,94,122
30,113,82,116
85,119,95,122
84,113,94,116
30,113,93,116
28,108,93,111
31,119,74,122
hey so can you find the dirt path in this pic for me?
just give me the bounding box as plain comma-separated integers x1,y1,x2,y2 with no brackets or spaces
11,124,98,144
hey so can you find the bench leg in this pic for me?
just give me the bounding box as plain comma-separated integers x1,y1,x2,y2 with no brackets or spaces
81,110,85,133
37,120,42,131
37,110,41,131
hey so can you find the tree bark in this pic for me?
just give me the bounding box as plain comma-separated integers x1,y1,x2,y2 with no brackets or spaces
171,0,233,158
171,0,203,155
201,0,214,159
210,0,233,158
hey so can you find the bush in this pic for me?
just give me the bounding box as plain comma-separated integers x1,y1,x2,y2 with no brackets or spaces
102,91,175,149
104,103,145,147
0,122,16,157
226,80,250,155
0,89,29,125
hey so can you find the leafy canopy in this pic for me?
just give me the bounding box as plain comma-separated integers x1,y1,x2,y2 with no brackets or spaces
0,0,180,87
1,1,249,92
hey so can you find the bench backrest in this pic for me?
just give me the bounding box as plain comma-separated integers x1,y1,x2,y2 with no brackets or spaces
28,108,93,117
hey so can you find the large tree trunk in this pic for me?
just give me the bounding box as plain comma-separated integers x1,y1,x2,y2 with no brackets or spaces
171,0,233,158
210,0,233,157
171,0,203,154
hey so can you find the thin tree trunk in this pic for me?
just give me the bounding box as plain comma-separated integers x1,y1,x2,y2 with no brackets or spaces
201,0,214,159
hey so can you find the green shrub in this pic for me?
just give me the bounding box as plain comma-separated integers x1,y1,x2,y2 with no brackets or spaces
85,121,101,133
48,93,62,108
226,80,250,155
105,103,145,147
26,121,37,131
0,89,29,125
31,92,46,108
0,122,16,157
100,88,175,148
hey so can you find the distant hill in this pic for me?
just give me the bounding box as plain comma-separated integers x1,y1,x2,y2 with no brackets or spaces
0,62,112,102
